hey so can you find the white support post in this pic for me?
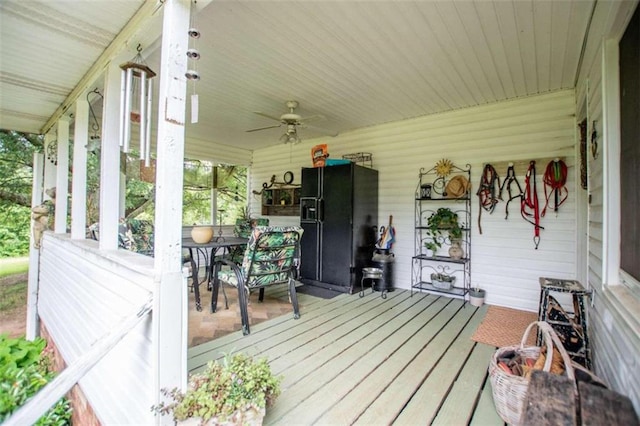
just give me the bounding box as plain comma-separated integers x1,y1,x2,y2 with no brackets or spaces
43,133,56,201
72,99,89,239
152,0,190,417
119,171,126,219
99,63,123,250
54,119,69,234
26,153,44,340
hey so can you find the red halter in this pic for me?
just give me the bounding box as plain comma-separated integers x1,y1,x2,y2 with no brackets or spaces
521,161,544,249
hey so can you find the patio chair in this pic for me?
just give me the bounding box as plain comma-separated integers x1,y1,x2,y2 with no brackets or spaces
211,225,303,335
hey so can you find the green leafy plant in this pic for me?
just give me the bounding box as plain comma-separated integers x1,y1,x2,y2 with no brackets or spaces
425,207,463,249
0,334,72,424
0,334,46,372
424,241,439,254
153,352,281,423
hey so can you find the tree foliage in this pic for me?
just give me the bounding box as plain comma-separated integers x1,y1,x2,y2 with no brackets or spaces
183,161,247,225
0,130,43,208
0,131,43,256
0,130,248,257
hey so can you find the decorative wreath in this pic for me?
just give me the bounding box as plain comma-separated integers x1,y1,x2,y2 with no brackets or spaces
435,158,453,178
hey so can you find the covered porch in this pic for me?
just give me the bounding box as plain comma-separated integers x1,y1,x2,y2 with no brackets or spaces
1,0,639,424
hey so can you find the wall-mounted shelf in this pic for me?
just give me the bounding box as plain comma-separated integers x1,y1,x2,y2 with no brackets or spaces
262,187,301,216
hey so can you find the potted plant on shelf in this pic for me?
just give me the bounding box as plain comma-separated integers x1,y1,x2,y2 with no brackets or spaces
424,241,439,257
153,353,281,425
426,208,463,253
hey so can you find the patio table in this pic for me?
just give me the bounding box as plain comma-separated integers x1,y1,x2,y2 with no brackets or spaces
182,237,248,311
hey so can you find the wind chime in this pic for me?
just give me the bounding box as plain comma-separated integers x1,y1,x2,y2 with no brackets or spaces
186,1,201,124
120,44,156,167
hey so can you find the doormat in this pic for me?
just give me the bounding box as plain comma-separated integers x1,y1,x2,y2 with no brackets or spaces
295,284,343,299
471,305,538,348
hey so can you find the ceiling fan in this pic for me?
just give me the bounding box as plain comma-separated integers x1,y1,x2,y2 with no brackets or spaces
246,100,337,143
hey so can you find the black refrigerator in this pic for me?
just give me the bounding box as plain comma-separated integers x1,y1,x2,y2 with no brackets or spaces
299,163,378,293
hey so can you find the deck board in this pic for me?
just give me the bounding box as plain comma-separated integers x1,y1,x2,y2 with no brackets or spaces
432,343,496,425
470,373,504,425
187,289,503,425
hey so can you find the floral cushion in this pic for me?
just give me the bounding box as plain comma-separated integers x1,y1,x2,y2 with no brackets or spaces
218,226,303,289
88,219,154,256
121,218,154,255
234,218,269,238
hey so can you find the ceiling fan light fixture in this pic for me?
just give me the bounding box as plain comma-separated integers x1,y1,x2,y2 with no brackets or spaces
280,127,301,145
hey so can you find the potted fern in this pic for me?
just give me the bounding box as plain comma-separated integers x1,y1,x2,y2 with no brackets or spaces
153,353,281,425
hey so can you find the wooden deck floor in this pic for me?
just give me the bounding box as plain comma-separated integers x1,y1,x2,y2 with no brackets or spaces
188,288,504,425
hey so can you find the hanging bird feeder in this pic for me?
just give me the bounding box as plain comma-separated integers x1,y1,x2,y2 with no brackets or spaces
120,45,156,166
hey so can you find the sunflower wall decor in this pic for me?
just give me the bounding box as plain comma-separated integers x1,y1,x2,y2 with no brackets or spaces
435,158,453,178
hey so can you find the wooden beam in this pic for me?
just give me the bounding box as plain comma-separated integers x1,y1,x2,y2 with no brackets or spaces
521,370,577,426
484,157,566,178
71,98,89,239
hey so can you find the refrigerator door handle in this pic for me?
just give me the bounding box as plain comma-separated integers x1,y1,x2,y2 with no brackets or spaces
318,198,324,223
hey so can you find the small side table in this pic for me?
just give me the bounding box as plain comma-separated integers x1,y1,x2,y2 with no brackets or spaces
361,267,386,299
537,277,592,369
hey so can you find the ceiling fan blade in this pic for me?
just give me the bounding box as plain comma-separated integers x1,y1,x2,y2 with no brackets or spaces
246,124,282,133
299,114,326,124
253,111,283,122
304,123,339,137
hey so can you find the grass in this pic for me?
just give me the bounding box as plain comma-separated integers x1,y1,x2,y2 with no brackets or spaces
0,257,29,317
0,257,29,278
0,281,28,312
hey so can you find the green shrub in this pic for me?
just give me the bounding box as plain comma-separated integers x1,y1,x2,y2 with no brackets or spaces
0,334,72,424
0,334,45,372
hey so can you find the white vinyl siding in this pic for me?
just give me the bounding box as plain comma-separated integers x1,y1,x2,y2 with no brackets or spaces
37,234,155,425
575,0,640,415
251,89,577,313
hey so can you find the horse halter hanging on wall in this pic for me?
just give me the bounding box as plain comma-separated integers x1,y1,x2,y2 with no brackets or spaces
499,163,523,220
521,161,544,249
476,164,500,235
541,159,568,217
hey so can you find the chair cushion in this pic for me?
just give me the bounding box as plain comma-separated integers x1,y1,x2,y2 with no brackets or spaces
234,218,269,238
218,269,239,287
216,226,303,288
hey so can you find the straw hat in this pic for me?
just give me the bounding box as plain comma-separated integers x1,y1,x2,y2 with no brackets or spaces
445,175,471,198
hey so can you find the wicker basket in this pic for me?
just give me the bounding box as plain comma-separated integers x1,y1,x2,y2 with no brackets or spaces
488,321,575,425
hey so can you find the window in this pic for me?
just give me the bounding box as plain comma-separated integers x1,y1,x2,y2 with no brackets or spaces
182,160,247,225
619,5,639,294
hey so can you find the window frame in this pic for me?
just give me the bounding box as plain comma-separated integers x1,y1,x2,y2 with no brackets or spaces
602,18,640,298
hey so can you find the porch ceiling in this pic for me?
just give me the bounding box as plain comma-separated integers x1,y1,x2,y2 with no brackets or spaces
0,0,595,153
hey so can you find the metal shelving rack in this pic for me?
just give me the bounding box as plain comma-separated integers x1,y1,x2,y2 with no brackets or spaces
342,152,373,168
411,163,471,300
